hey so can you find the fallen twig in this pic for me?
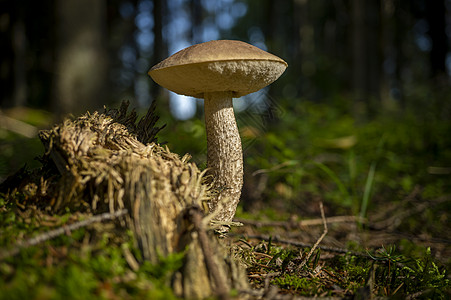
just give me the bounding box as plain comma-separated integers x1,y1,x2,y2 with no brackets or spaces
234,233,369,258
297,202,328,270
372,192,450,231
0,209,128,260
234,215,365,229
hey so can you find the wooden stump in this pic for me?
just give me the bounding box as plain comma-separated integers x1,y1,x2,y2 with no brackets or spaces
32,103,249,299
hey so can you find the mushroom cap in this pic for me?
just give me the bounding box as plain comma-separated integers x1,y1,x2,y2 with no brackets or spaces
148,40,288,98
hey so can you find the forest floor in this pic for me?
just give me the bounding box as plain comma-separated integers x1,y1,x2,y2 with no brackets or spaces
0,100,450,299
0,193,449,299
230,194,451,299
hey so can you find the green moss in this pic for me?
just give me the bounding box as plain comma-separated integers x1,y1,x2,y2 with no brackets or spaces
0,204,182,300
272,274,324,295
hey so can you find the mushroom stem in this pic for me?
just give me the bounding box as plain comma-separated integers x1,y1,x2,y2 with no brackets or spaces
204,91,243,223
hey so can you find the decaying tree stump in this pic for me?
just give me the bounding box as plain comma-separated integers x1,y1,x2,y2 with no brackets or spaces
18,102,248,299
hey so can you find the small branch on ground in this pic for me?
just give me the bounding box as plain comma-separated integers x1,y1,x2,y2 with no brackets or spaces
0,209,128,260
234,215,365,230
372,190,450,231
233,234,369,258
297,202,328,270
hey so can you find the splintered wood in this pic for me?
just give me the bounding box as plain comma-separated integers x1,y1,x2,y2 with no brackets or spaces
30,102,248,299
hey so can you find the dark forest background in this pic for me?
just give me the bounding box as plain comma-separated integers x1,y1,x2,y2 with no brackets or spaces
1,0,450,115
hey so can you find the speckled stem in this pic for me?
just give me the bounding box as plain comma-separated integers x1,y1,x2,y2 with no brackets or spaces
204,91,243,223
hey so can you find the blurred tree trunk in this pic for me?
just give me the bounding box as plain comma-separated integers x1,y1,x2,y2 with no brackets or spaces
351,0,381,117
190,0,202,44
0,3,28,108
380,0,407,110
380,0,395,109
263,0,276,52
352,0,366,106
394,0,408,109
425,0,448,79
12,21,27,107
150,0,168,104
294,0,313,97
366,0,381,109
53,0,108,116
262,0,280,124
152,0,165,75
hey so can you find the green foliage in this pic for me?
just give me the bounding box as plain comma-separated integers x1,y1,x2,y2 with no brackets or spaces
155,108,207,167
0,237,182,300
0,108,52,180
320,245,450,298
0,136,43,180
237,96,451,220
139,250,185,283
245,242,450,298
367,246,450,297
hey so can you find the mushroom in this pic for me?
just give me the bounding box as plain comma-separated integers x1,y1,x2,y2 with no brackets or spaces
148,40,287,225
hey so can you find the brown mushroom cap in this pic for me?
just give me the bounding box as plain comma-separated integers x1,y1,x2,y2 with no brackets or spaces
148,40,288,98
